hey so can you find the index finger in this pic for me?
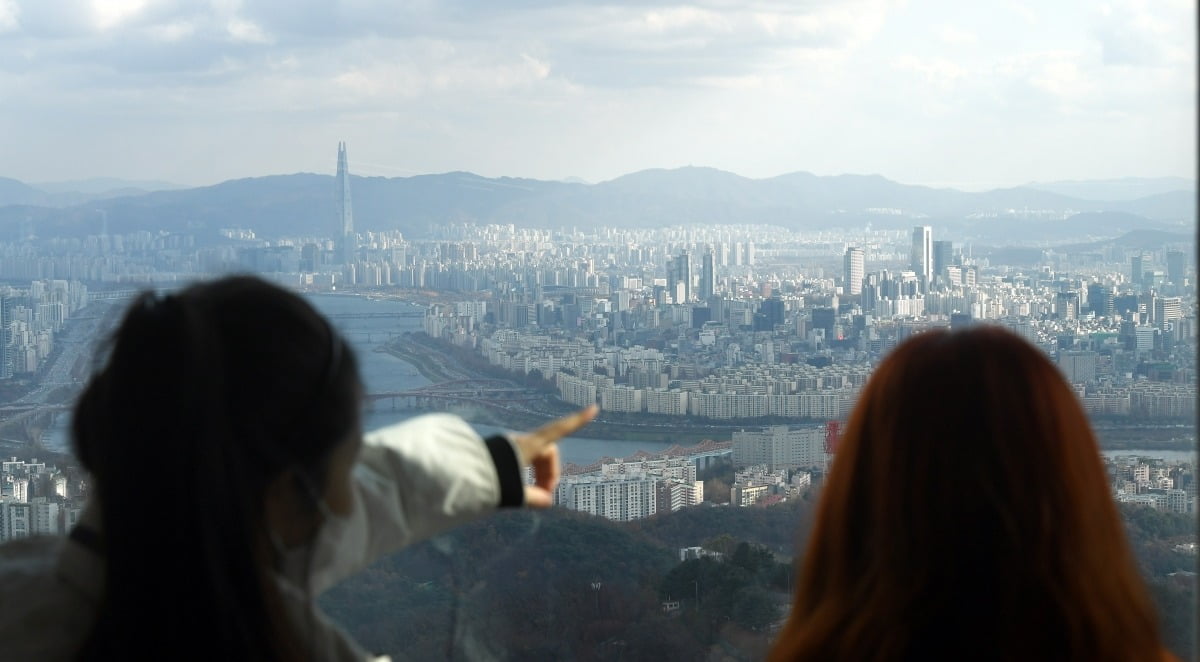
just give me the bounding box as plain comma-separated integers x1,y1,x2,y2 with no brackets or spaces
527,404,598,447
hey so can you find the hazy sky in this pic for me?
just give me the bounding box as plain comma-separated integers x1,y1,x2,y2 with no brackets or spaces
0,0,1194,189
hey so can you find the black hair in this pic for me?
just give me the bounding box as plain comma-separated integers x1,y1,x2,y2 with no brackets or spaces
71,275,362,661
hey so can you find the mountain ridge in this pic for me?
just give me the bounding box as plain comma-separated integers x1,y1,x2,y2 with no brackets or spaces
0,167,1192,242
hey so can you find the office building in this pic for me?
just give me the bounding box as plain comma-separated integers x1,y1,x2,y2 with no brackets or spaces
1057,351,1098,384
1131,253,1145,287
668,250,691,303
1087,283,1114,317
1166,250,1185,284
932,240,953,284
1155,297,1183,326
700,248,715,300
1055,292,1079,320
911,226,933,289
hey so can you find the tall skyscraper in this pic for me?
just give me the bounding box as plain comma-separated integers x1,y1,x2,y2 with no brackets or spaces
932,240,953,284
911,226,932,289
677,249,692,302
700,248,715,300
666,257,678,301
1055,292,1080,320
336,142,355,265
667,250,691,302
1088,283,1114,317
1130,253,1145,287
1166,250,1185,284
843,247,864,295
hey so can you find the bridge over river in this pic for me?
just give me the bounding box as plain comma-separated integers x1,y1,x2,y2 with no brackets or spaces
327,312,424,320
364,379,543,410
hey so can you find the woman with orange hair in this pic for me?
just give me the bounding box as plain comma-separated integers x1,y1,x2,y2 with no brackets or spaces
770,326,1172,661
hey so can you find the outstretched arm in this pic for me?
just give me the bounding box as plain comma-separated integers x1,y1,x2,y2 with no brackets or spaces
299,406,597,594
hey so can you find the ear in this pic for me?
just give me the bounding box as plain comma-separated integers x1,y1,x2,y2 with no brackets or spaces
263,468,318,547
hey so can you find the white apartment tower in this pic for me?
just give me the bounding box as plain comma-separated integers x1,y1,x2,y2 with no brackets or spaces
843,247,864,296
732,425,827,472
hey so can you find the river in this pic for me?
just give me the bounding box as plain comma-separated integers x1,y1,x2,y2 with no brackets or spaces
37,294,1197,466
314,294,676,465
38,294,673,465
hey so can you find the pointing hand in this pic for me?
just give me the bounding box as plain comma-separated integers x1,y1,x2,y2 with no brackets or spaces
512,405,599,508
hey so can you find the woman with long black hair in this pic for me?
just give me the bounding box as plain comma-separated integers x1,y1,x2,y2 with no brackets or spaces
0,275,595,660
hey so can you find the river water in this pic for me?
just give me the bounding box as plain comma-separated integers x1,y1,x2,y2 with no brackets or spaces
37,294,1196,466
314,294,675,465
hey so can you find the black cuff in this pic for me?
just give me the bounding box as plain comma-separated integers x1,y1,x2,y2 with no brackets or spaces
484,434,524,508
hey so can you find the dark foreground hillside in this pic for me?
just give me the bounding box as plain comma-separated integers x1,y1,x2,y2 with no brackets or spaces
320,500,1195,661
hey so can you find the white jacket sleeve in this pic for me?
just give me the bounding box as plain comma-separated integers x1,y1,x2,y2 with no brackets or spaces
295,413,524,595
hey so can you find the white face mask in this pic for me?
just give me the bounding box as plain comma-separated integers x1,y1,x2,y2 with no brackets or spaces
270,473,351,589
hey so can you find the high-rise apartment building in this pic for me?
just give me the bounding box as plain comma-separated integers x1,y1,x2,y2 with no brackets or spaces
843,247,864,296
911,226,932,289
0,295,12,380
335,142,355,265
555,475,658,522
732,426,826,472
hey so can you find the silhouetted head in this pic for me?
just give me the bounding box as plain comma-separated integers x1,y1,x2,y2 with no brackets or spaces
770,326,1163,661
72,275,362,660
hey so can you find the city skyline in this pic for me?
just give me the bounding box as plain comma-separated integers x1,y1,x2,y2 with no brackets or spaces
0,1,1193,188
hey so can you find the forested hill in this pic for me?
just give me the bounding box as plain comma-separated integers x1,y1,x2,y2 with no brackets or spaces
318,498,1195,661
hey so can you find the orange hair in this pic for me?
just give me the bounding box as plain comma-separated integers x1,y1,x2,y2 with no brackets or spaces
770,327,1165,661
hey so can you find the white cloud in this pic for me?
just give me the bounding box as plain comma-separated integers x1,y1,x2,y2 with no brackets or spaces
936,24,977,45
148,20,196,42
892,54,967,90
91,0,147,31
1094,0,1190,67
227,17,271,44
1002,1,1037,25
0,0,18,32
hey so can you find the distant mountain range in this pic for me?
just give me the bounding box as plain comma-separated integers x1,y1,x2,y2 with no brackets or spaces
0,168,1193,243
1024,177,1194,201
0,176,187,208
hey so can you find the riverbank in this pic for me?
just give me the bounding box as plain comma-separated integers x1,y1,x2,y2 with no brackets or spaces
384,333,1197,450
377,342,466,383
